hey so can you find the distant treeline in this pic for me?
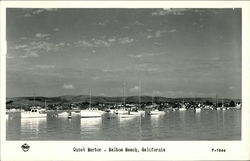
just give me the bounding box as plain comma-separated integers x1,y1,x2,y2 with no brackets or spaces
6,95,241,109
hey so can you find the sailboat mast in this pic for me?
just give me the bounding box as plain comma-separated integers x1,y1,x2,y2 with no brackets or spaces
123,82,126,107
139,80,141,109
216,93,218,108
33,92,36,106
89,88,92,109
152,94,154,106
45,99,47,110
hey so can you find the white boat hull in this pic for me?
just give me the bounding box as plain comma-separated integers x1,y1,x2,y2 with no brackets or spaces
58,112,69,117
130,111,144,115
21,112,47,118
150,110,165,115
115,109,129,115
179,108,187,111
195,108,201,112
80,110,104,118
71,111,81,116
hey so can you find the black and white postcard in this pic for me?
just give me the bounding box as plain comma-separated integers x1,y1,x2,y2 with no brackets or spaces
1,1,250,161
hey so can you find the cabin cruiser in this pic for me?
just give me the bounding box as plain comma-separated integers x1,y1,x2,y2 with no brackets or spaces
21,107,47,118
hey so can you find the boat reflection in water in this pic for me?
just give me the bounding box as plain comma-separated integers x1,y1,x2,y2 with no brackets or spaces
80,117,102,139
6,109,241,140
21,117,46,140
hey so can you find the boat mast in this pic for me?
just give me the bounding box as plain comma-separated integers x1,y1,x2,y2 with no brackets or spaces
44,99,47,110
152,94,154,106
216,93,218,108
33,92,36,106
139,80,141,109
222,96,224,108
123,82,126,107
89,88,92,109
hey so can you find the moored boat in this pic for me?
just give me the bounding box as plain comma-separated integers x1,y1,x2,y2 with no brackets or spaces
21,107,47,118
150,109,165,115
195,108,201,112
58,111,70,117
80,109,105,118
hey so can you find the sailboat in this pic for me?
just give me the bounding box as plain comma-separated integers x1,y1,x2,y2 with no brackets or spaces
144,93,165,115
130,80,144,115
80,89,105,118
216,94,221,110
195,103,201,112
179,98,187,111
221,97,227,110
115,82,130,115
57,96,70,118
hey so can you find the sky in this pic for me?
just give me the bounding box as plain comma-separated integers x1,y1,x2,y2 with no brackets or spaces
6,8,241,98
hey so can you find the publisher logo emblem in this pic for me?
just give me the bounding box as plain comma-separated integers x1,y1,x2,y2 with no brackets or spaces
21,143,30,152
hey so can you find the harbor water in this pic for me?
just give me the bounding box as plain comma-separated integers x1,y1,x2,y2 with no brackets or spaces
6,109,241,140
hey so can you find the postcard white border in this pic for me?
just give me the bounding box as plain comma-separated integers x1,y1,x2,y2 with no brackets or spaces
1,1,250,160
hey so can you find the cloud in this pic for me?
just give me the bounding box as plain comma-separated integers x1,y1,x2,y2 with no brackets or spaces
147,29,167,39
14,45,28,50
146,28,177,39
94,39,111,47
20,51,40,58
144,90,162,96
108,37,116,42
10,32,65,58
152,8,189,16
97,22,106,26
122,26,130,29
130,86,140,92
35,33,50,39
13,38,66,58
169,29,177,33
23,8,59,17
75,39,111,48
134,21,144,26
128,54,145,59
118,37,134,44
53,28,60,32
229,86,235,89
143,90,214,97
33,65,55,69
128,52,164,59
75,36,134,48
63,84,75,90
211,57,221,61
134,64,159,72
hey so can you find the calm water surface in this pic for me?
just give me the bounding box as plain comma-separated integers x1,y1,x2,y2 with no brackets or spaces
6,110,241,140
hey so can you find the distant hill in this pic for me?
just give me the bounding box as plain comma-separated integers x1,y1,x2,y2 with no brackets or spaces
6,95,241,107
